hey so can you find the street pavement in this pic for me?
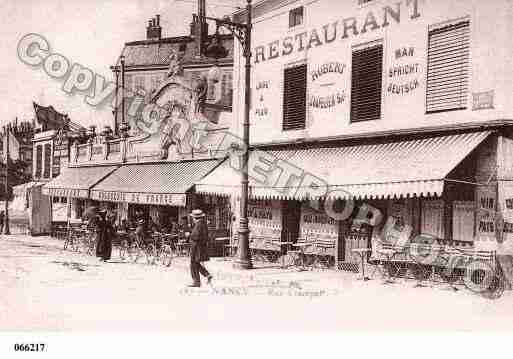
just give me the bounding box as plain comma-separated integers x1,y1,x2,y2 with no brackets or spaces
1,234,513,331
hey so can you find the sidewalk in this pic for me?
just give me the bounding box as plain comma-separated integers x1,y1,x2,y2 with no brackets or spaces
3,233,356,291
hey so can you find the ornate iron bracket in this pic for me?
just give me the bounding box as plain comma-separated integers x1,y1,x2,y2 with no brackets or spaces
202,16,251,55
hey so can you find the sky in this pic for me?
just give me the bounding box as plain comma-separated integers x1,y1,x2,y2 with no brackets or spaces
0,0,243,129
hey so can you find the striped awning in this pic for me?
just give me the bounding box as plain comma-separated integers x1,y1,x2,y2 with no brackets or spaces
196,131,492,200
13,182,44,197
42,166,119,198
89,159,221,206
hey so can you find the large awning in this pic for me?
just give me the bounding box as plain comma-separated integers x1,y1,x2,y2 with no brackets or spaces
196,131,492,200
42,166,119,198
90,159,221,206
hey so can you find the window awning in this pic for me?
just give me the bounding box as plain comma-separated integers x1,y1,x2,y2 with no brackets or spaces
42,166,119,198
196,131,492,200
89,159,221,207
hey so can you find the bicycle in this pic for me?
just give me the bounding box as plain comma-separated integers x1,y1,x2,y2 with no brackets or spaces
63,229,80,252
79,230,96,256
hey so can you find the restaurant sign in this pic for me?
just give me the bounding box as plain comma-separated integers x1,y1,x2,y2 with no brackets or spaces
43,187,88,199
90,190,187,207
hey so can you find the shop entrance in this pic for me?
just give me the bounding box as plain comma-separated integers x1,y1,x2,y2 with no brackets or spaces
159,206,179,229
281,200,301,247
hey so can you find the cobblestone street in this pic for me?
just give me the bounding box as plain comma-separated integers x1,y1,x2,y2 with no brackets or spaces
1,234,513,331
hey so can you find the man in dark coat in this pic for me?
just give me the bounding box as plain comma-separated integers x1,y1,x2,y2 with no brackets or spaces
95,210,114,262
188,209,212,287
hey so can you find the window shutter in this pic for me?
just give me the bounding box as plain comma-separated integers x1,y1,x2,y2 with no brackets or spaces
35,145,42,178
283,64,307,131
43,143,51,178
426,21,470,113
350,44,383,122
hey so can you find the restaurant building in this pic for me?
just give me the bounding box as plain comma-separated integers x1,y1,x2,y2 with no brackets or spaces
196,0,513,273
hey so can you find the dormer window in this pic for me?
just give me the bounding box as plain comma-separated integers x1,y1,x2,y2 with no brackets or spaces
289,6,304,28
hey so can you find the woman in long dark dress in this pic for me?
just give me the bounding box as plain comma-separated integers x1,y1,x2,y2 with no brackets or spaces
95,210,114,262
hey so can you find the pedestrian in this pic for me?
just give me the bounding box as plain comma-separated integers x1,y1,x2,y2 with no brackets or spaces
0,210,4,234
188,209,212,287
95,210,114,262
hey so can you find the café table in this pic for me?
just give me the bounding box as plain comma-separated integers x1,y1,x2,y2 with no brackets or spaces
352,248,372,281
292,242,312,271
214,237,230,260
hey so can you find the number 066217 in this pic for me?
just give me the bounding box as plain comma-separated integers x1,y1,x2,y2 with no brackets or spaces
14,343,46,352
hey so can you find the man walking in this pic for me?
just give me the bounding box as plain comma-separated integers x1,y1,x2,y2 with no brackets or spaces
188,209,212,287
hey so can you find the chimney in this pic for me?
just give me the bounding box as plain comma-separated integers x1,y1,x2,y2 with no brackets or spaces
146,15,162,40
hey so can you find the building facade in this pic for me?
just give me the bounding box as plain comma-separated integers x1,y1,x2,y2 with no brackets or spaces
196,0,513,274
113,14,235,137
43,13,236,238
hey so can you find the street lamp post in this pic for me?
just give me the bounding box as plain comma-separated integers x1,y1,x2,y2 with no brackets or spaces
4,129,10,235
201,0,253,269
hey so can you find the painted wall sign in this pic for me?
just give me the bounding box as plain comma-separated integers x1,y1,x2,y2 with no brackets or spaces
476,187,497,243
472,90,494,110
43,187,86,199
309,62,347,110
248,205,273,220
387,47,421,95
253,0,421,64
497,182,513,254
90,190,186,207
254,80,271,118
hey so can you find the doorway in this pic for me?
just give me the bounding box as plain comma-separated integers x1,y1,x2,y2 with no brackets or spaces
281,200,301,248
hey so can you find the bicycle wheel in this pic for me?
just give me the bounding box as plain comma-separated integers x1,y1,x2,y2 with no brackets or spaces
119,240,128,260
146,244,157,265
161,245,173,267
128,243,141,263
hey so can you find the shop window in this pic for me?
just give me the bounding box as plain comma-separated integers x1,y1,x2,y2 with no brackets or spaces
350,43,383,122
61,197,67,204
52,196,59,204
421,199,445,239
283,64,307,131
452,201,474,242
289,6,304,28
43,143,51,178
426,20,470,113
35,145,42,178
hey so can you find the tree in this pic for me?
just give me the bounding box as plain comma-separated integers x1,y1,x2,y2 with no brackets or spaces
0,159,31,201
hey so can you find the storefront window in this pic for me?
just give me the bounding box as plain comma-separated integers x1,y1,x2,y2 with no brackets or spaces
421,199,445,240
